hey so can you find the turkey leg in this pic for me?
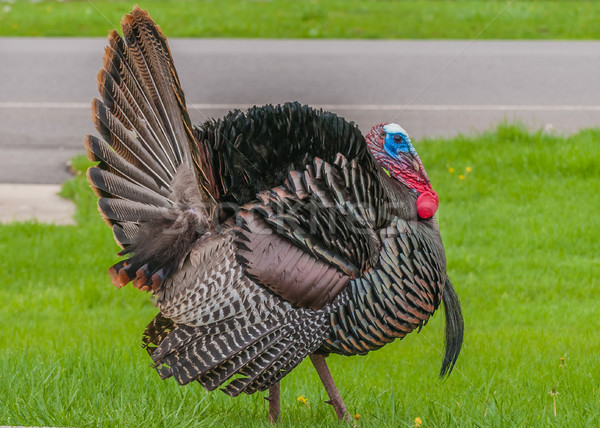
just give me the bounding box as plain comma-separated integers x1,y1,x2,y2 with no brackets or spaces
266,382,280,423
310,354,352,422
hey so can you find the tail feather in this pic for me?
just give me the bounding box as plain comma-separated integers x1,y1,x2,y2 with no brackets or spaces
108,25,173,150
91,98,173,188
121,8,199,168
87,167,170,208
85,135,170,199
98,197,169,224
440,278,464,378
87,6,217,291
102,41,179,173
97,66,177,175
112,221,139,248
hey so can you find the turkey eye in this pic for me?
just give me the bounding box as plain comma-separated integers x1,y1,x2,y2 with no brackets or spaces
393,134,402,143
380,131,386,138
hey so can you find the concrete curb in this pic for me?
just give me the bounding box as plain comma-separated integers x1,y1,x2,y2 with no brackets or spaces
0,184,75,225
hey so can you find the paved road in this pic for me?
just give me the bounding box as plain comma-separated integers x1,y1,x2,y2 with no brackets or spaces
2,38,600,184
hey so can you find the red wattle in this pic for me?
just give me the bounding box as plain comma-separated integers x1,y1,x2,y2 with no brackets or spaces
416,192,438,219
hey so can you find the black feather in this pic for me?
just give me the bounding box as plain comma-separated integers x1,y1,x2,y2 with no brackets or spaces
440,279,464,378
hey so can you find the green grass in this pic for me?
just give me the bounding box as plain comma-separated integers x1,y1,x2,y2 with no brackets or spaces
3,0,600,39
1,123,599,427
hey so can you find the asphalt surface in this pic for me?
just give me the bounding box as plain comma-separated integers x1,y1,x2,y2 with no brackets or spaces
2,38,600,185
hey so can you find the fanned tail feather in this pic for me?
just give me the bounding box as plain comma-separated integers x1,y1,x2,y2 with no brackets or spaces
86,6,218,292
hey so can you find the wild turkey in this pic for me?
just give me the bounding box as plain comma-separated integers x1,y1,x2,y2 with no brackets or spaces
86,7,463,422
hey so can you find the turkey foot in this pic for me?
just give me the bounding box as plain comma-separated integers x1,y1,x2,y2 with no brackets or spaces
266,382,280,423
309,354,352,423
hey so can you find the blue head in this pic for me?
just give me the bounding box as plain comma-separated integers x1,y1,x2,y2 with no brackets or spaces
382,123,417,159
365,123,439,219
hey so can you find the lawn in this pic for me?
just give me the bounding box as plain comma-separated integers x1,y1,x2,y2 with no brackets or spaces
0,123,598,427
2,0,600,39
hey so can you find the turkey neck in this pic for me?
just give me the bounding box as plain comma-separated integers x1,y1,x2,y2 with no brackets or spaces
377,165,446,263
376,167,419,221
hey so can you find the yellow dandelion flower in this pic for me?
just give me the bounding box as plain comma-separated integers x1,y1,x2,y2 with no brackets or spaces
458,174,465,180
297,395,310,408
413,416,423,427
448,167,455,173
465,166,472,173
355,413,360,420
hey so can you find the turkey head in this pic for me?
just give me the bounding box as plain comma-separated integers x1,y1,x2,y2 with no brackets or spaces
365,123,439,219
